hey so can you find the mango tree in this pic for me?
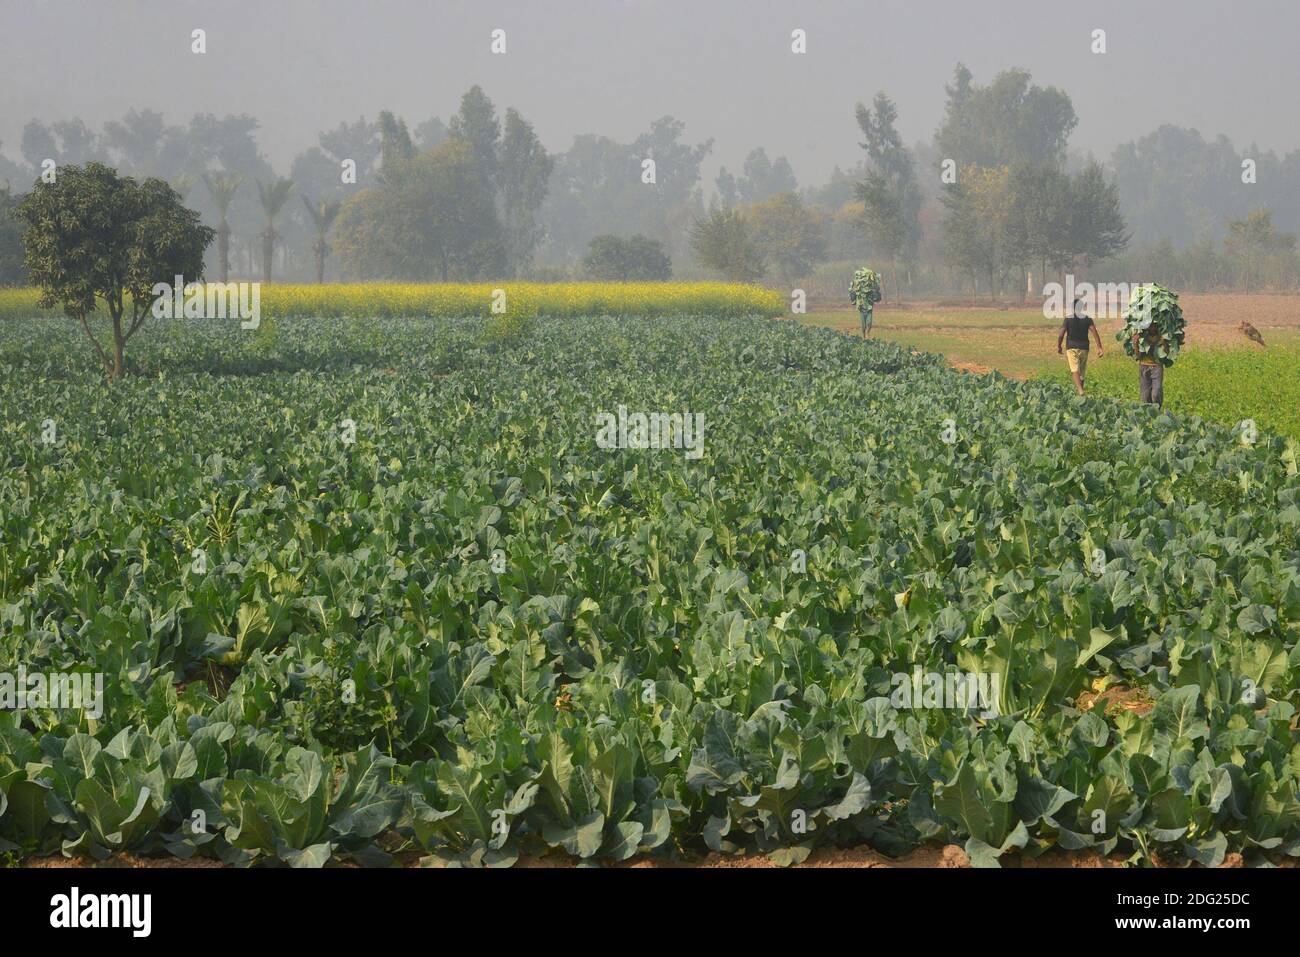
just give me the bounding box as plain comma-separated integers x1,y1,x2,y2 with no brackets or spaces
17,162,213,379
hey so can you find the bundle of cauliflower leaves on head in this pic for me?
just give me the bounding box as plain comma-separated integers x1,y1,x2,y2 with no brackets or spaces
1118,283,1186,367
849,267,883,311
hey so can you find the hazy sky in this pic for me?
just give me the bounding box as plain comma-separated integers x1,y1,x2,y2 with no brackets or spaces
2,0,1296,189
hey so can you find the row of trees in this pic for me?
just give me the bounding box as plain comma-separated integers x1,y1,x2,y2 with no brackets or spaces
687,64,1300,297
1092,209,1299,293
679,67,1127,299
940,160,1128,300
1112,126,1300,247
848,68,1127,300
5,64,1300,290
541,116,711,272
2,111,293,281
331,91,553,281
0,91,547,284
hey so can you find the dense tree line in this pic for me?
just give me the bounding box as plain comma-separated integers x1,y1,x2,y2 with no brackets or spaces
330,91,553,281
539,116,711,273
3,65,1300,292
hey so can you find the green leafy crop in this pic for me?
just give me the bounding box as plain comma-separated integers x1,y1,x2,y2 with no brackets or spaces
1118,283,1186,368
849,267,883,309
1,314,1298,868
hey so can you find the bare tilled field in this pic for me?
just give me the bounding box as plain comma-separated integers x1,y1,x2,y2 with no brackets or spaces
1178,293,1300,324
1121,293,1300,345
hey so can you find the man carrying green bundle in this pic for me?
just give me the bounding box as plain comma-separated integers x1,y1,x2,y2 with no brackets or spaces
1118,284,1185,409
849,267,883,339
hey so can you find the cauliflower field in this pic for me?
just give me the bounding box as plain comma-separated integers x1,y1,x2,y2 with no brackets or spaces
1,314,1298,867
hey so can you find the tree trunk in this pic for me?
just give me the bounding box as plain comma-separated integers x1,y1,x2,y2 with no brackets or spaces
315,239,326,284
76,312,112,377
262,226,274,282
111,316,126,380
218,222,230,282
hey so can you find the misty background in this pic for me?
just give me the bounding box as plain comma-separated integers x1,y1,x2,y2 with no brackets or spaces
2,0,1299,293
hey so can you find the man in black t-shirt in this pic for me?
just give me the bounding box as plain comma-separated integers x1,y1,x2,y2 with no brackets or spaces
1056,298,1104,395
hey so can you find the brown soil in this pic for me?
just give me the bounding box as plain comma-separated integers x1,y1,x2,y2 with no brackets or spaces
1178,292,1300,328
23,854,225,869
929,299,1019,309
931,293,1300,347
1077,682,1156,717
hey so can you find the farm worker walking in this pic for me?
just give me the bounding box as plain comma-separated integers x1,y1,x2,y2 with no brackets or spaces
1132,330,1164,407
1056,297,1103,395
849,267,883,339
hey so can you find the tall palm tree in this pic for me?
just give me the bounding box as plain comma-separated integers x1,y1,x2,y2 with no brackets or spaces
255,177,294,282
202,171,243,282
301,196,342,284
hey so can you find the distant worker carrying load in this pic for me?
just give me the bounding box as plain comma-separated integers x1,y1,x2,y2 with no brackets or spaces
849,267,883,339
1118,284,1185,409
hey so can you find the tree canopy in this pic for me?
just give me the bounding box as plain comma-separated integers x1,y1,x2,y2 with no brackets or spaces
333,139,503,281
17,162,213,378
690,206,765,282
936,64,1078,169
582,234,672,280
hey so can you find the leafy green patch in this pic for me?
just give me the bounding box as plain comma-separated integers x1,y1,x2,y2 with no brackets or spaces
0,315,1298,867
